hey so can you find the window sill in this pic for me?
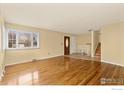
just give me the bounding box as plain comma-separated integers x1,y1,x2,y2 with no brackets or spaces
6,47,40,51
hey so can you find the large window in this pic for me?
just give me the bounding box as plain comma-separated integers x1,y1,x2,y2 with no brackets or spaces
7,29,39,49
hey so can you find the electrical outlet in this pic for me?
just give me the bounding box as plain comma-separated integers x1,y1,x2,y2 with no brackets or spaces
32,59,37,62
61,42,63,45
48,52,50,55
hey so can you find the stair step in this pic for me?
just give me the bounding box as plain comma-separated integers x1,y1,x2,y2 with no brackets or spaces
95,43,101,56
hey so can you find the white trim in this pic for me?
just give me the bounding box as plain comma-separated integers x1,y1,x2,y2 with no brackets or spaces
70,36,77,54
91,31,94,57
5,56,124,69
5,59,34,66
0,67,5,81
5,55,63,66
101,60,124,67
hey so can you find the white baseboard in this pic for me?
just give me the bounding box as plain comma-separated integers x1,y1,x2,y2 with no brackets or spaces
101,60,124,67
5,56,124,67
5,55,63,66
5,59,33,66
37,55,63,60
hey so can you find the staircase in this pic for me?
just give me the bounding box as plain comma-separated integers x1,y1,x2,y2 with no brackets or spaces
95,43,101,57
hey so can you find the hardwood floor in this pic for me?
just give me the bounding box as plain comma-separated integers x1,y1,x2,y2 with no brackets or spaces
0,56,124,85
65,54,101,62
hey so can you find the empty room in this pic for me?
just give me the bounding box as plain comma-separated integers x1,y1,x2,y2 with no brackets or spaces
0,3,124,86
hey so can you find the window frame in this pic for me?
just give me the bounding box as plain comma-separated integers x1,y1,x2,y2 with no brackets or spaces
6,29,40,50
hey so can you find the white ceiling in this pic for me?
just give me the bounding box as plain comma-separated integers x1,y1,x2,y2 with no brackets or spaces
0,3,124,34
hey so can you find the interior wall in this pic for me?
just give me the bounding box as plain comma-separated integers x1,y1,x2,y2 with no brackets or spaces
0,17,4,69
77,32,91,56
0,16,5,78
99,31,101,42
70,35,77,54
77,32,91,45
5,23,74,65
101,22,124,66
120,23,124,64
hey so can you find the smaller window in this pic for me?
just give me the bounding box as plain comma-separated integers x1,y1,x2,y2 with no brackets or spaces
33,33,38,47
8,31,17,48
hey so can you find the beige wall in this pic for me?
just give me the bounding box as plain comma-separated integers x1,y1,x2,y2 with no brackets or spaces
5,23,73,65
77,32,91,46
0,17,5,76
120,23,124,63
101,22,124,66
0,21,4,69
4,22,124,66
77,32,91,56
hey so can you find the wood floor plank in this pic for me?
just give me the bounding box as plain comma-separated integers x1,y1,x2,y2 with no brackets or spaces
0,56,124,85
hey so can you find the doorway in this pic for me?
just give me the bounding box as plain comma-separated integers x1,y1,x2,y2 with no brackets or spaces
64,36,70,55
